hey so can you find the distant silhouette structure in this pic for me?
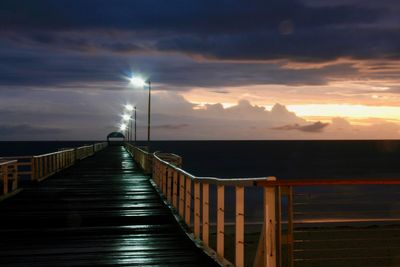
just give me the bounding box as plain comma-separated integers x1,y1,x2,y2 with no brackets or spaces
106,132,125,145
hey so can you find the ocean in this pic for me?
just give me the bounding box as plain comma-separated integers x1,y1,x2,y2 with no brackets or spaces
2,140,400,179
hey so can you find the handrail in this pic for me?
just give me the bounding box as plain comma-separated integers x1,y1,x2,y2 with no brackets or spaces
0,160,18,166
255,178,400,186
154,151,272,186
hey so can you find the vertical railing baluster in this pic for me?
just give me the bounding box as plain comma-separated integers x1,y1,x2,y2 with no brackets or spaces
235,185,245,267
185,176,191,226
163,165,167,196
173,171,178,209
12,163,18,191
287,186,294,267
263,185,277,267
167,167,172,202
202,183,209,246
2,165,8,195
217,184,225,258
277,186,282,267
179,173,185,218
39,157,43,179
194,180,201,239
30,157,34,181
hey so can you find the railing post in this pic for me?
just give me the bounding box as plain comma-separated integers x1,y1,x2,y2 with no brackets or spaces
254,177,277,267
39,157,43,178
2,165,8,195
202,183,209,246
162,165,167,196
217,184,225,258
185,176,191,226
179,173,185,218
11,163,18,191
58,153,61,169
30,157,35,181
194,180,201,239
287,186,294,267
44,156,47,178
263,185,277,267
172,171,178,209
167,167,172,202
236,185,245,267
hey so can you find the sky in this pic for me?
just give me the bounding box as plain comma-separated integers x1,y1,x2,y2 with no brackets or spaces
1,0,400,140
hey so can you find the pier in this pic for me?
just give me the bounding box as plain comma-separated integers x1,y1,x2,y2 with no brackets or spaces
2,142,400,267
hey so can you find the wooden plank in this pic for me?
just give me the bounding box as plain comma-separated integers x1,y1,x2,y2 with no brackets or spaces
0,146,219,267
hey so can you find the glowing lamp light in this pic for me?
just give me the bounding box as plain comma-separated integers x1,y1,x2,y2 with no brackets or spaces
122,114,131,121
120,124,127,131
130,77,146,87
125,104,134,111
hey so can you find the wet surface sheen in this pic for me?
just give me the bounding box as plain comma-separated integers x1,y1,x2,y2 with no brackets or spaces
0,146,219,266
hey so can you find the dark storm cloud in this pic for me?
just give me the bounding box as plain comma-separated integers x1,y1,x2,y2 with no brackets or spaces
0,0,378,32
0,0,390,62
0,42,359,88
156,27,400,62
0,0,398,90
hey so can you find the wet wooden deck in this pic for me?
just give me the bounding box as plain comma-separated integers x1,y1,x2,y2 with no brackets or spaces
0,146,219,266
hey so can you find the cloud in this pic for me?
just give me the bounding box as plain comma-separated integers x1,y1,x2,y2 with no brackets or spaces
273,121,329,132
154,124,189,130
0,0,395,63
0,41,360,89
0,87,399,140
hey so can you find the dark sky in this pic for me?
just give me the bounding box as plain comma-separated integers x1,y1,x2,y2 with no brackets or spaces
1,0,400,140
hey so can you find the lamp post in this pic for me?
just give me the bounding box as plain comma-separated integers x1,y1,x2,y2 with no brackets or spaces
124,104,134,144
134,105,137,144
147,81,151,144
130,77,151,146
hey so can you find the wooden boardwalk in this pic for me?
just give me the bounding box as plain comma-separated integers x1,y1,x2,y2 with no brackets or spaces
0,146,219,266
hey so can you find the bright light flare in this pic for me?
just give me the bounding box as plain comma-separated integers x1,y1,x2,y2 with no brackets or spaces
120,124,127,131
125,104,134,111
122,114,131,121
130,77,146,87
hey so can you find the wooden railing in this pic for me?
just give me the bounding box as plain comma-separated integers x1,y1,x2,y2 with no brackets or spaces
130,145,400,267
254,179,400,267
32,149,76,181
125,143,153,174
0,142,108,183
152,151,274,267
94,142,108,152
75,145,94,160
0,160,18,198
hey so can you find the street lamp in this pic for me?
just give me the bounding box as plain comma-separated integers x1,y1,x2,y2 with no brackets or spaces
130,76,151,146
